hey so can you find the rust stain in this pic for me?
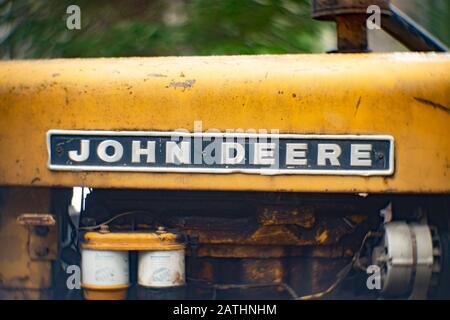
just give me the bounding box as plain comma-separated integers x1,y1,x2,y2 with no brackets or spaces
0,235,22,261
258,207,315,228
315,230,328,244
172,271,183,285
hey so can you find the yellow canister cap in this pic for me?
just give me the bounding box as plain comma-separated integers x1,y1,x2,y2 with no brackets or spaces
81,230,185,251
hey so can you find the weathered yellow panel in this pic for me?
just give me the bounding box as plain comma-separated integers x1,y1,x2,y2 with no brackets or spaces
0,53,449,192
0,187,55,299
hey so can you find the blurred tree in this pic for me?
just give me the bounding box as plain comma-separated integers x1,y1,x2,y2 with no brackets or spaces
0,0,448,59
0,0,327,59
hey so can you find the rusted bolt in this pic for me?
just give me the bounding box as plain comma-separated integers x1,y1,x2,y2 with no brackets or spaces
99,225,110,233
34,226,50,237
156,226,166,234
35,246,50,257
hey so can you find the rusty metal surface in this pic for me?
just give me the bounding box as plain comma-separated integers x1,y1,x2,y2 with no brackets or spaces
0,288,52,299
258,206,315,228
192,244,354,259
17,213,56,226
0,187,56,299
77,188,386,299
52,189,446,299
312,0,390,19
313,0,447,53
335,15,369,53
312,0,387,52
29,225,58,261
82,189,380,256
174,213,367,247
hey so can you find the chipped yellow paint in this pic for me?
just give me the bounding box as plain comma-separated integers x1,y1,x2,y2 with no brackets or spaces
82,230,185,250
315,230,329,244
0,188,54,298
0,53,449,192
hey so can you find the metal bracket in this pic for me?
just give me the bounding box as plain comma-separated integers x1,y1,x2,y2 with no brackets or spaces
17,213,57,261
17,213,56,226
312,0,448,52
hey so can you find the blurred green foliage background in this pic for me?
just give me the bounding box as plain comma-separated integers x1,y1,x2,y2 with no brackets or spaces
0,0,448,59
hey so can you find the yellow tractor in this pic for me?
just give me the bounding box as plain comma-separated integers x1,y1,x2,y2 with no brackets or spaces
0,0,448,300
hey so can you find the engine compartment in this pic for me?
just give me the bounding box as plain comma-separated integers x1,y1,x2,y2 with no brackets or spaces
51,189,450,300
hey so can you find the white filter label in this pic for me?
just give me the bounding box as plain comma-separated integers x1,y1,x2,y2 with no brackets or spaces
82,249,129,286
138,249,185,287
